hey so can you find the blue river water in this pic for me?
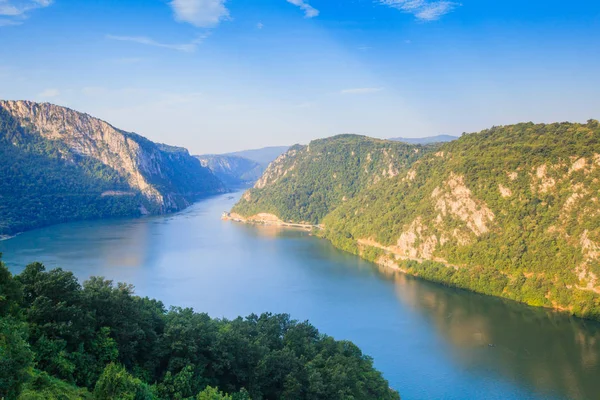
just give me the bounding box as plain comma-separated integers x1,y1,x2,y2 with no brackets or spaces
2,192,599,399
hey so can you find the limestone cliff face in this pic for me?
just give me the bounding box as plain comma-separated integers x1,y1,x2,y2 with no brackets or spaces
0,100,225,213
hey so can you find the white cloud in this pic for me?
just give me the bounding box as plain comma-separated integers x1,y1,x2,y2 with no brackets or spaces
257,22,264,29
341,88,384,95
286,0,319,18
106,34,208,53
0,0,52,26
38,88,60,98
169,0,229,28
378,0,458,21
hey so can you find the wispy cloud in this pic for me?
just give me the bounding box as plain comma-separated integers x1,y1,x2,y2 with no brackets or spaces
169,0,230,28
106,34,208,53
286,0,319,18
378,0,458,21
0,0,53,26
341,88,384,95
257,22,264,29
38,88,60,98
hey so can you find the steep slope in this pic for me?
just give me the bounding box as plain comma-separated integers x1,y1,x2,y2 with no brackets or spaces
324,121,600,318
390,135,458,144
0,101,224,235
231,134,435,224
195,154,263,188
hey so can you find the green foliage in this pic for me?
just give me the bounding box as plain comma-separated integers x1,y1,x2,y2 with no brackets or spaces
0,106,144,235
232,134,436,224
18,370,92,400
0,253,22,317
0,317,34,399
322,121,600,319
0,102,225,236
1,260,400,400
196,386,232,400
94,363,154,400
233,121,600,319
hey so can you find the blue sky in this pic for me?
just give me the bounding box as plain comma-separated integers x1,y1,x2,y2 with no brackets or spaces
1,0,599,154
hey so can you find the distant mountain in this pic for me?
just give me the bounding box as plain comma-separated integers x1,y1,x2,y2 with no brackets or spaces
226,146,289,167
197,146,289,189
195,154,263,188
0,100,225,235
389,135,458,144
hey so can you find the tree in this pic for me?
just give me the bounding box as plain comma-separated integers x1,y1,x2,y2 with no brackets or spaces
0,255,22,317
0,317,34,399
196,386,232,400
93,363,153,400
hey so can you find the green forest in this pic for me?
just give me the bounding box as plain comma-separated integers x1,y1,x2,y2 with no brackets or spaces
232,135,437,224
0,106,144,236
0,255,400,400
0,102,225,236
233,121,600,320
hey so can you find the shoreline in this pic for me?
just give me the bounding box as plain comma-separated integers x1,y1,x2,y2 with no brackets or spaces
224,210,593,320
222,212,323,231
334,237,591,320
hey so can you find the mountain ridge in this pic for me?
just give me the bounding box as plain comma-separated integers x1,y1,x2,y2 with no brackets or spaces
232,121,600,319
389,134,458,144
232,134,437,224
0,100,225,235
196,146,289,189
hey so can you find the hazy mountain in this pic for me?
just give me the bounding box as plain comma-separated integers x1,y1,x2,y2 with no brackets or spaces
0,100,225,235
197,146,289,189
195,154,263,188
389,135,458,144
226,146,289,166
232,121,600,319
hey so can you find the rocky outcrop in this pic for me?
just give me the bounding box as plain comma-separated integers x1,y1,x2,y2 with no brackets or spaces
0,100,225,213
254,148,300,189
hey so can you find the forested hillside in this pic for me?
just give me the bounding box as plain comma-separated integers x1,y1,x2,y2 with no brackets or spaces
232,121,600,319
324,121,600,318
0,101,225,235
232,135,435,224
0,256,400,400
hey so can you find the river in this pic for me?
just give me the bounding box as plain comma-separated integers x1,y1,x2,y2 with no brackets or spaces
2,192,599,399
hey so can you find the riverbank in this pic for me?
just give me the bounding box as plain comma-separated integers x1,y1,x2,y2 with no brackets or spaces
222,212,323,231
3,191,599,400
322,231,600,321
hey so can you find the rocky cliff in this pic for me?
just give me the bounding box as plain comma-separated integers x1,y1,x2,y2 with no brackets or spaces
0,100,225,234
323,121,600,318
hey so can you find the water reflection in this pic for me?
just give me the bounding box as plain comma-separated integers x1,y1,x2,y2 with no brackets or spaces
3,193,600,399
382,266,600,399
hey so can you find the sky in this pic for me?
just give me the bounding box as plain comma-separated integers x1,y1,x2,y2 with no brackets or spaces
0,0,599,154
